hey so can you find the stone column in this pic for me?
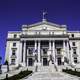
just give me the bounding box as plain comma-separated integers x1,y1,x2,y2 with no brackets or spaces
70,44,74,65
52,41,56,65
21,41,23,63
34,41,37,53
49,40,51,51
62,41,66,65
23,41,26,66
67,41,69,63
38,41,41,63
34,41,37,66
48,40,52,65
27,49,28,67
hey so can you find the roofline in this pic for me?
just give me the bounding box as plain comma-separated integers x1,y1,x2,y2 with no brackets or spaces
8,31,21,33
22,21,67,29
68,31,80,33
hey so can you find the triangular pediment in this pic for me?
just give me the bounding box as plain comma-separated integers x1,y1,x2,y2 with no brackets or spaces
22,20,67,31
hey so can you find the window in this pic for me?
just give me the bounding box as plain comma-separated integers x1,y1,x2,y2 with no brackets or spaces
73,49,76,54
12,50,16,55
13,43,16,47
28,48,33,55
72,42,75,46
28,58,33,66
71,34,74,37
57,48,61,54
14,34,17,38
43,58,48,66
43,48,47,54
74,57,77,63
11,59,15,65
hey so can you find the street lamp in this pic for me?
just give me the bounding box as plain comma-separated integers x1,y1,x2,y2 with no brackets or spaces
0,56,2,74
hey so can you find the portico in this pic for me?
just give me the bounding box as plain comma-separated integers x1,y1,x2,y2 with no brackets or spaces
21,36,69,67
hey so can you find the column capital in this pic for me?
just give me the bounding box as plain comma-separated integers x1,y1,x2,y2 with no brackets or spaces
21,40,26,43
52,40,55,42
38,40,41,43
63,40,67,42
24,40,26,43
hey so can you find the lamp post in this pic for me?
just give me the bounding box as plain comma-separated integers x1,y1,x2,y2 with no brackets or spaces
0,56,2,74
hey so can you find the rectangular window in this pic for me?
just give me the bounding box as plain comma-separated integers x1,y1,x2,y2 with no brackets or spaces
28,58,33,66
57,48,61,54
71,34,74,37
72,42,75,46
12,50,16,55
13,43,16,47
28,48,33,55
11,59,15,65
14,34,17,38
73,49,76,54
43,48,47,54
74,57,77,63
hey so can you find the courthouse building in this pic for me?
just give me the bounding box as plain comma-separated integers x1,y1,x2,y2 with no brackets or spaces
5,19,80,70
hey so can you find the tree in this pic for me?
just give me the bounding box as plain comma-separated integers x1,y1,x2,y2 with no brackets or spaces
4,60,9,72
0,56,2,74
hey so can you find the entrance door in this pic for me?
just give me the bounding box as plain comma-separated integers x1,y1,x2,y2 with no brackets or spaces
28,58,33,66
57,57,62,65
43,58,48,66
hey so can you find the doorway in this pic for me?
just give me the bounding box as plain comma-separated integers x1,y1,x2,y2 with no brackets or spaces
43,58,48,66
57,57,62,65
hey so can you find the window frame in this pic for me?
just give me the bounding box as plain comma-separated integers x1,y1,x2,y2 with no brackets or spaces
13,43,16,47
71,34,74,37
14,34,17,38
11,59,15,65
74,57,77,63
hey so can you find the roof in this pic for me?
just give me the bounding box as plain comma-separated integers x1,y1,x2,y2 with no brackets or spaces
22,20,67,29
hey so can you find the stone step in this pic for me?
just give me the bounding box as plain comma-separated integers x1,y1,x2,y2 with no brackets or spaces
23,71,79,80
38,65,57,72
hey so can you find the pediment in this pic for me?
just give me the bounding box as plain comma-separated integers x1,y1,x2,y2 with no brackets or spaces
22,21,67,31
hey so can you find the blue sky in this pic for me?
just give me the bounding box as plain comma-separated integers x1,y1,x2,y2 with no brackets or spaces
0,0,80,64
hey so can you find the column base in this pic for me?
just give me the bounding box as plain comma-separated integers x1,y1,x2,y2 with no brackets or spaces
20,63,26,67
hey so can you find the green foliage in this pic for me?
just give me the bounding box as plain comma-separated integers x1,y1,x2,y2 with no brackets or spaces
4,60,8,65
2,69,32,80
62,68,80,77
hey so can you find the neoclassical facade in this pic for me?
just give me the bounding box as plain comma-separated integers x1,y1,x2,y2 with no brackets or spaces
5,19,80,70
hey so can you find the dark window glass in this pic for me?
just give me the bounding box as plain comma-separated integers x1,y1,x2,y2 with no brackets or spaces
57,48,61,54
43,58,48,66
13,43,16,46
28,58,33,66
12,50,16,55
72,34,74,37
14,34,17,38
11,59,15,65
74,57,77,63
73,49,76,54
29,48,33,55
43,48,47,54
72,42,75,46
73,52,76,54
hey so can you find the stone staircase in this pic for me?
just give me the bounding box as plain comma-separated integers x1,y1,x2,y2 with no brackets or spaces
38,64,57,72
23,71,80,80
22,66,80,80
